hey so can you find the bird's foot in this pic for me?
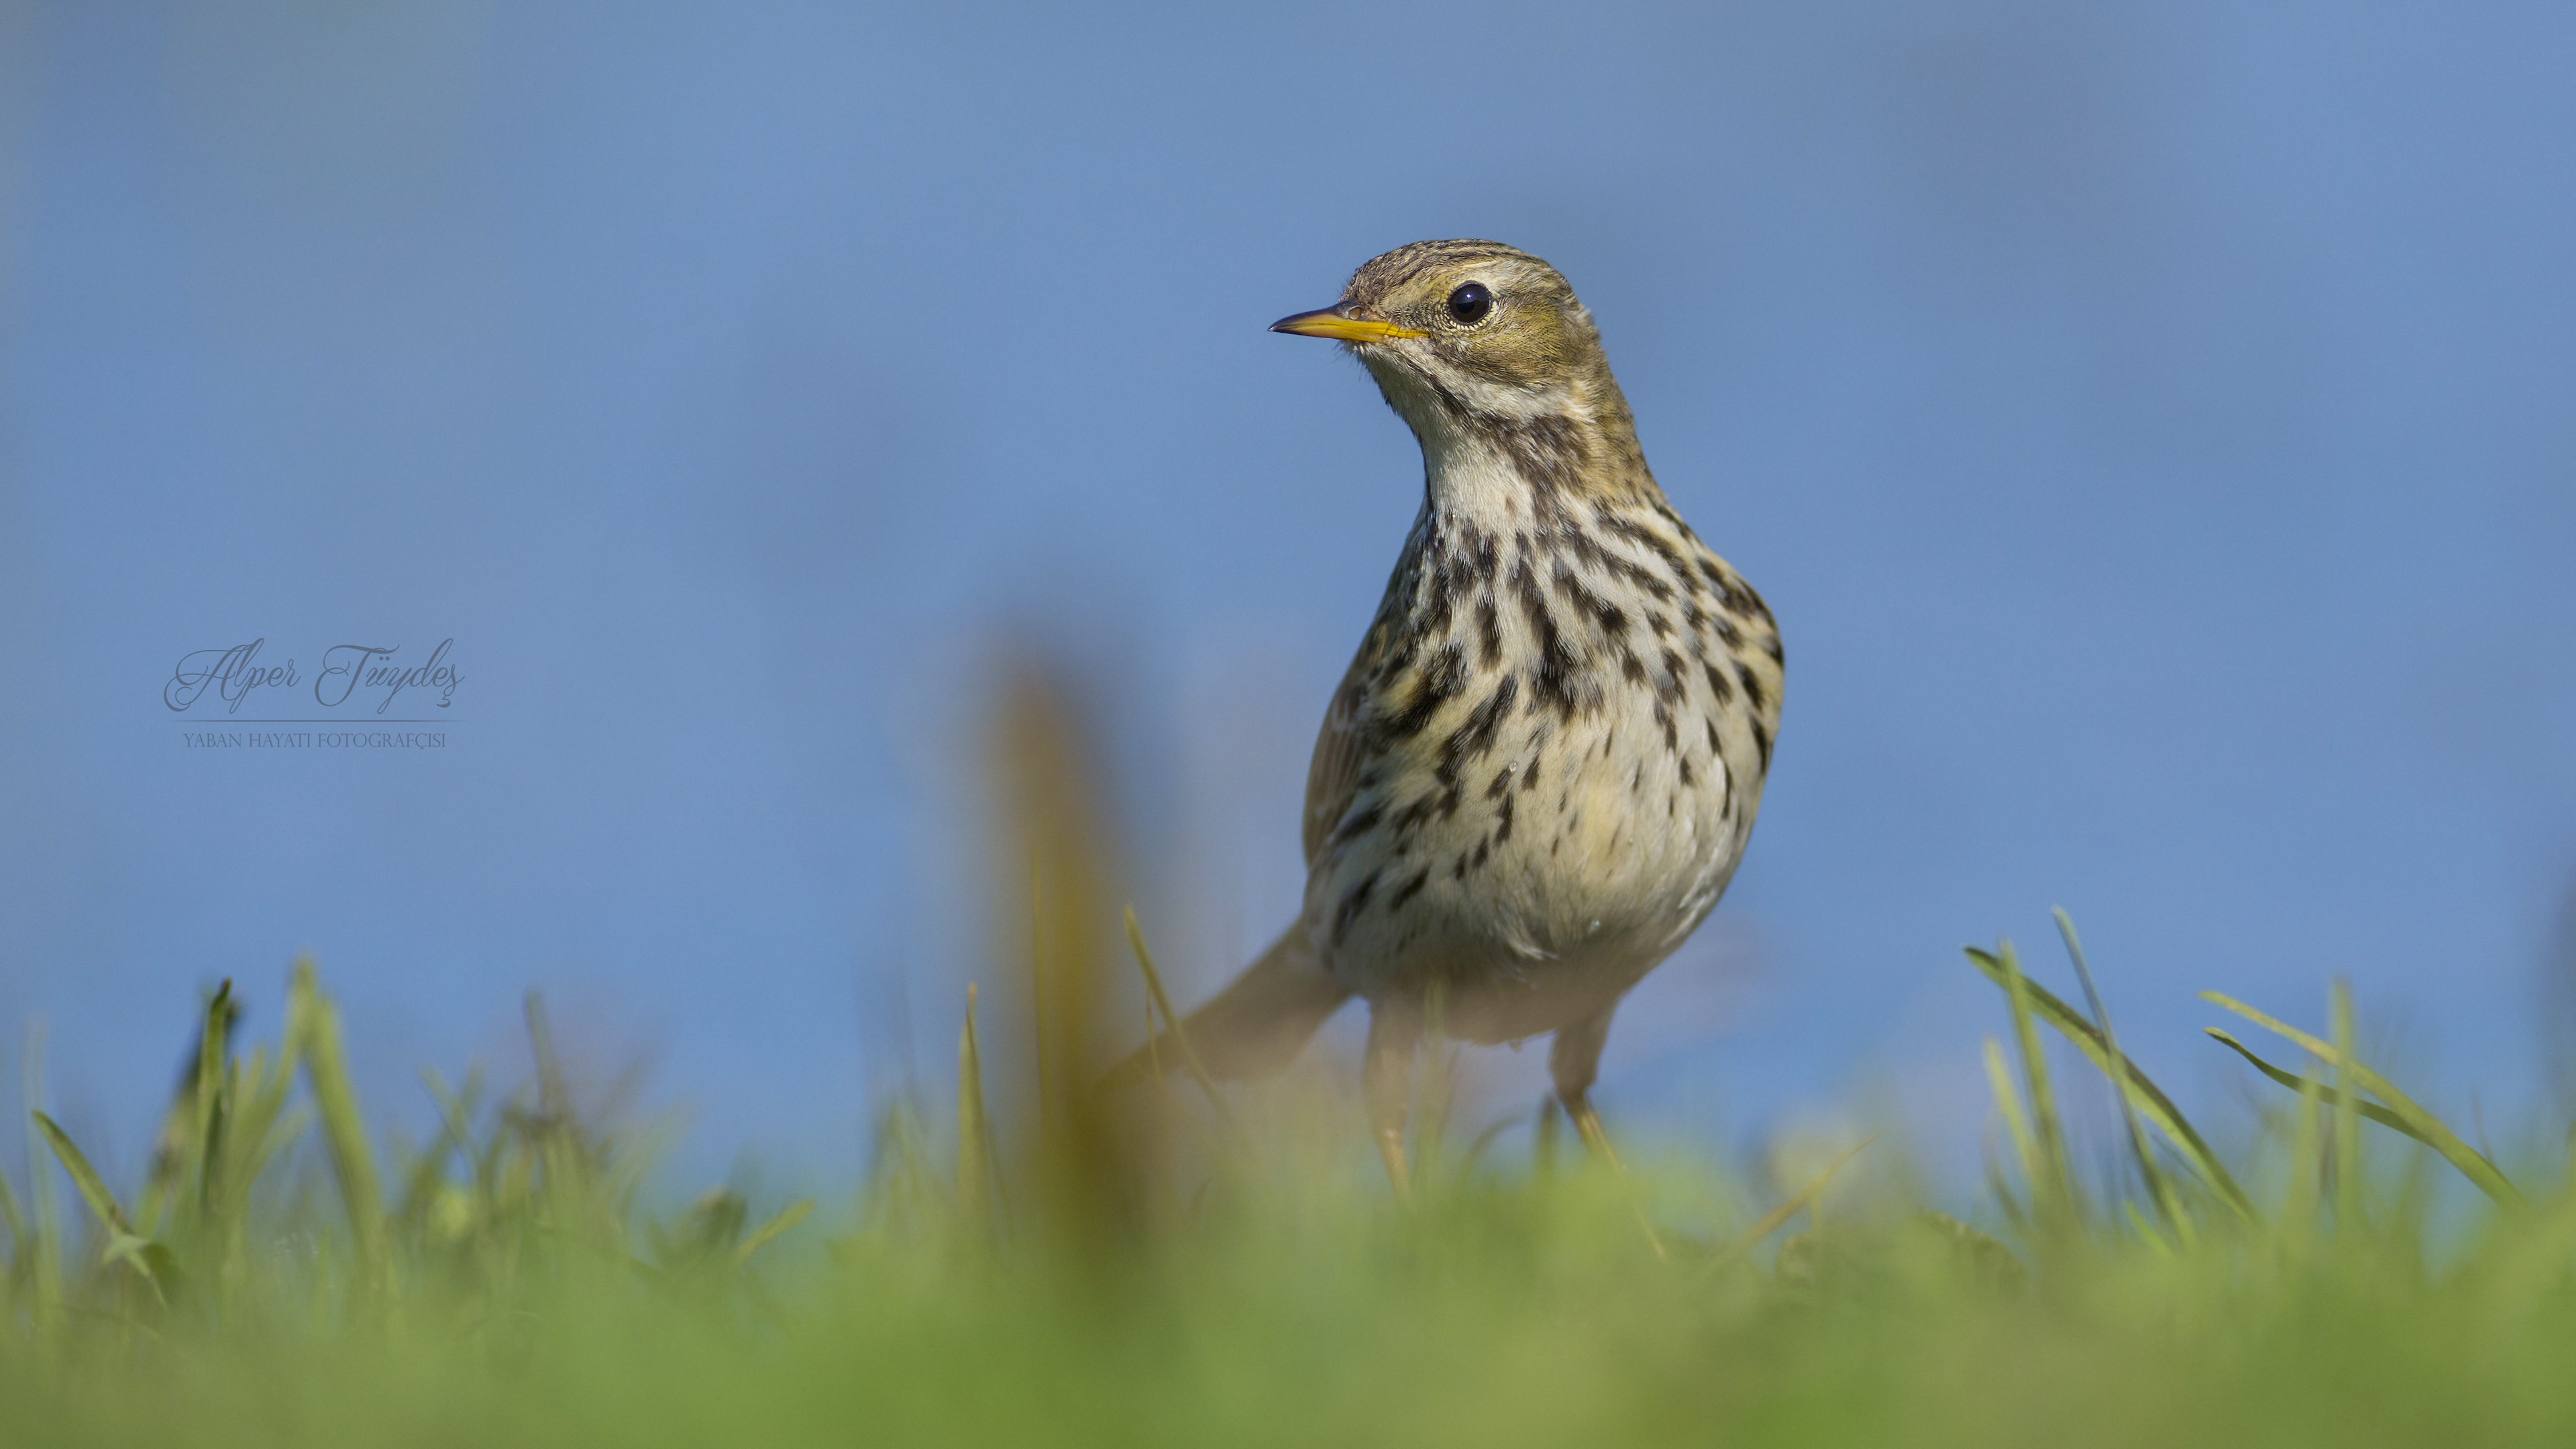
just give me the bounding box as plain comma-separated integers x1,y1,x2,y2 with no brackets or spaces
1560,1090,1667,1260
1568,1097,1625,1172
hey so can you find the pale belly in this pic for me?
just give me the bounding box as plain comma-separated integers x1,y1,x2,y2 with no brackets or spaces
1303,694,1755,1045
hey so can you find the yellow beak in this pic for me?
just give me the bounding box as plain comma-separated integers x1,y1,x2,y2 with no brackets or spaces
1269,306,1426,343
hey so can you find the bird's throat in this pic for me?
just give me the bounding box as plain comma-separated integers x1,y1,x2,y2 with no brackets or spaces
1362,351,1658,521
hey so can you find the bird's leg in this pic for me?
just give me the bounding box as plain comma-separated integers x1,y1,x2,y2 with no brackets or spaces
1363,999,1424,1202
1550,1006,1666,1258
1548,1008,1620,1167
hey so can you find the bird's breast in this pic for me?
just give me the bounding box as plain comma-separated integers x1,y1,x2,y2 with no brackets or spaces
1303,488,1782,1039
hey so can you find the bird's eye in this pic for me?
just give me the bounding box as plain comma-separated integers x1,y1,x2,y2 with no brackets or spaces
1447,282,1493,325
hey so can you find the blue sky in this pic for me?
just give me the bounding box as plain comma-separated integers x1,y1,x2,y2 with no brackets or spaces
4,1,2572,1197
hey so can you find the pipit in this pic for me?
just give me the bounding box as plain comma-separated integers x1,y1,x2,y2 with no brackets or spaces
1122,240,1782,1190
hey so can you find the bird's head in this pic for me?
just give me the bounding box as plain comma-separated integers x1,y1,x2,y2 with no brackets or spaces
1271,240,1646,494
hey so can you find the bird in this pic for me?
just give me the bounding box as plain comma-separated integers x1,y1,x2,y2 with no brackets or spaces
1116,239,1782,1193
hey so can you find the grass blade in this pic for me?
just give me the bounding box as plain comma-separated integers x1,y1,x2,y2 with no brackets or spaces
732,1199,813,1268
1970,947,2254,1220
2203,1030,2427,1145
2282,1041,2325,1245
1713,1135,1877,1269
23,1021,63,1336
0,1161,25,1267
958,981,989,1228
419,1065,486,1204
1459,1110,1527,1178
229,1038,305,1222
193,980,233,1228
1123,907,1238,1136
391,1080,472,1236
2200,989,2522,1208
2053,910,2188,1238
31,1113,177,1305
291,959,388,1275
103,1233,184,1307
2331,981,2364,1234
1981,1037,2039,1189
32,1112,135,1238
1028,853,1051,1136
1986,941,2072,1231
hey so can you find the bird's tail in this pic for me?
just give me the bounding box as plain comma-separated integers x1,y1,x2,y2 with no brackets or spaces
1100,924,1350,1090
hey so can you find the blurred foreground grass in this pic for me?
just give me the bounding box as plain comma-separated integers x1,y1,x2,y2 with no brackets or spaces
9,679,2575,1446
7,927,2576,1448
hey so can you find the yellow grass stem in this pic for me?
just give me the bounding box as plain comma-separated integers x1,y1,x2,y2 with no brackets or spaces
733,1200,813,1267
1714,1134,1877,1269
1123,907,1238,1136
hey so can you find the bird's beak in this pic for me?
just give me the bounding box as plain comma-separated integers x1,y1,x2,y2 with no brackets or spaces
1269,304,1425,343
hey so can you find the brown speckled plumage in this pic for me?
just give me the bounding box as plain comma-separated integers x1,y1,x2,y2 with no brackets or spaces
1116,241,1782,1189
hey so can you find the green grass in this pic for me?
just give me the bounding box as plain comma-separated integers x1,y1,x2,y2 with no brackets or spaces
7,919,2576,1448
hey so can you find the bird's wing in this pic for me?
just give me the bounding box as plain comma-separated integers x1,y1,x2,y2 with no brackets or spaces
1301,655,1374,868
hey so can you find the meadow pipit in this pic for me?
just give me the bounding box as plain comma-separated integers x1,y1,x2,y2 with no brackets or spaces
1124,240,1782,1189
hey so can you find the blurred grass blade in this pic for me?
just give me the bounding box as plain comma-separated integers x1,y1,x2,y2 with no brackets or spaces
1982,1148,2028,1232
1124,906,1238,1135
31,1112,182,1303
958,981,988,1226
1975,941,2073,1228
1970,946,2254,1220
732,1199,813,1267
0,1161,25,1265
1460,1109,1526,1177
194,980,233,1222
2121,1200,2175,1256
996,663,1143,1242
2053,910,2188,1238
525,990,570,1126
2204,1030,2427,1144
392,1079,470,1233
291,959,388,1272
24,1020,64,1334
1981,1037,2039,1188
2331,981,2364,1234
231,1038,305,1215
33,1111,136,1238
1713,1134,1876,1269
2282,1042,2325,1243
103,1232,184,1306
2201,989,2521,1207
1141,985,1165,1093
420,1065,486,1203
1028,853,1051,1135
